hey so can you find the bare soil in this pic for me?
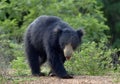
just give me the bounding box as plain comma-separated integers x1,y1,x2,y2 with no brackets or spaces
20,76,119,84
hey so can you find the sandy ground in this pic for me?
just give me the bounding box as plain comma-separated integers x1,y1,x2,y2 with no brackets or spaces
20,76,119,84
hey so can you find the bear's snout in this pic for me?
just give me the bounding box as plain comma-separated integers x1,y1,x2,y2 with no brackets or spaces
63,43,73,60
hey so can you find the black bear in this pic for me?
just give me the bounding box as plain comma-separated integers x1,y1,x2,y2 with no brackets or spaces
24,15,84,78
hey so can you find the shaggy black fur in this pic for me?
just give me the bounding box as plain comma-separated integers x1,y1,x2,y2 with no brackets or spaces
24,15,83,78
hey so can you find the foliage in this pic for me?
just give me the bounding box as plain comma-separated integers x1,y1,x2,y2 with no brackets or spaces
10,56,29,76
0,40,12,84
0,40,10,73
102,0,120,48
0,0,108,42
65,39,118,75
0,0,119,79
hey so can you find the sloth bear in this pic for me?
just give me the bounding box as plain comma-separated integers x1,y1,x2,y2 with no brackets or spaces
24,15,84,78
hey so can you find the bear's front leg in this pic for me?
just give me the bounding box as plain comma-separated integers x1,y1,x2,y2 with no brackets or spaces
49,54,66,77
46,48,73,79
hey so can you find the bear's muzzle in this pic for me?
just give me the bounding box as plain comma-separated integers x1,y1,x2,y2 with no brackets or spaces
63,43,73,60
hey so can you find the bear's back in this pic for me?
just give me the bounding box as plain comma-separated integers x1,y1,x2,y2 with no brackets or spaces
33,15,61,26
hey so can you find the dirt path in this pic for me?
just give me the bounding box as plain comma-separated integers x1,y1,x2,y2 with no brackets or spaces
21,76,119,84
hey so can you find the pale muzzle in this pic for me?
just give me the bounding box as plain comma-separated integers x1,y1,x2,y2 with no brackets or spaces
63,43,73,60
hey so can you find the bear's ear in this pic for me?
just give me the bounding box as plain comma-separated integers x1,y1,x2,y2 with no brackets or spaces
76,29,84,38
53,26,62,34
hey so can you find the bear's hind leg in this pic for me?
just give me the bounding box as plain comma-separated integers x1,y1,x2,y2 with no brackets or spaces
26,48,40,76
25,40,43,76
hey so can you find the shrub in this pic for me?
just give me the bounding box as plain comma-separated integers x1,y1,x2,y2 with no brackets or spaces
9,43,29,76
65,39,118,75
10,56,29,76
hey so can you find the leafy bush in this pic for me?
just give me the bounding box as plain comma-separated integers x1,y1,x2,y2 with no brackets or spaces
102,0,120,48
10,56,29,76
9,43,29,76
0,40,11,84
0,0,108,42
65,39,118,75
0,0,119,77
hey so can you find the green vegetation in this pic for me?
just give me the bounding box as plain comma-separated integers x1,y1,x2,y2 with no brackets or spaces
0,0,120,83
65,40,118,75
102,0,120,48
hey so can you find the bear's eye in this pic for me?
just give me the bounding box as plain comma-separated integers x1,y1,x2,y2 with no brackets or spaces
60,42,66,49
72,45,77,50
71,41,79,50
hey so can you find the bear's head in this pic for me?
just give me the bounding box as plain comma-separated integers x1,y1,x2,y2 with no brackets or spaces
54,28,84,60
